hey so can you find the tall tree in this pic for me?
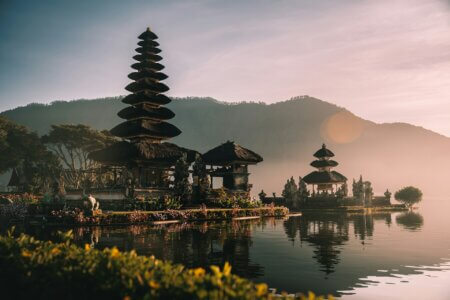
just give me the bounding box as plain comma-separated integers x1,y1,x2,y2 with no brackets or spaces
282,176,298,207
192,155,210,203
173,155,191,203
297,176,310,202
42,124,116,188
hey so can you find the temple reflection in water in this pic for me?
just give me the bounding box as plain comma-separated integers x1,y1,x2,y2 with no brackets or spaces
25,211,423,281
283,213,396,275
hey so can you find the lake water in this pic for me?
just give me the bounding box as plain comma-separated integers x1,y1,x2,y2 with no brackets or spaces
23,199,450,299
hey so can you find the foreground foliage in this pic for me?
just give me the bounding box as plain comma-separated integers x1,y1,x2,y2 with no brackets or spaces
0,231,332,300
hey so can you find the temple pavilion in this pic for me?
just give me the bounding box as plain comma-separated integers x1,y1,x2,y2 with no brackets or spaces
202,141,263,197
89,28,197,197
303,144,347,194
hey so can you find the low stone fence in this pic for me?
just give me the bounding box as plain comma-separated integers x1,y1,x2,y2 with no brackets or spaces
371,196,391,207
30,206,290,227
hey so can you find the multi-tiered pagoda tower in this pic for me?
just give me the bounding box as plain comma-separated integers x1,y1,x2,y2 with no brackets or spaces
303,144,347,194
110,28,181,141
90,28,196,194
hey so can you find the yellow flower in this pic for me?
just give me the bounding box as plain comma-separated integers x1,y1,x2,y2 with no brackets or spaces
223,262,232,276
255,283,267,297
149,280,160,289
210,265,222,278
110,247,120,258
193,267,205,278
308,291,320,300
84,244,91,251
21,250,32,258
50,247,61,255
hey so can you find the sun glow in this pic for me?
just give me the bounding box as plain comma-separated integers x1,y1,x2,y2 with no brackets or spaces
321,111,365,144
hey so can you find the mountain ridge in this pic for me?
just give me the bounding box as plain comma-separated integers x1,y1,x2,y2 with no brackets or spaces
2,95,449,197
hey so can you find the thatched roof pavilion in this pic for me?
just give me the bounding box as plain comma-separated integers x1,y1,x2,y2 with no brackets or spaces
302,171,347,184
203,141,263,165
89,141,198,167
303,144,347,193
203,141,263,194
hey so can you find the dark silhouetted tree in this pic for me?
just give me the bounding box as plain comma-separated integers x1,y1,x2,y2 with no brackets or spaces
192,155,210,203
173,155,191,203
0,117,61,192
394,186,423,208
282,176,298,207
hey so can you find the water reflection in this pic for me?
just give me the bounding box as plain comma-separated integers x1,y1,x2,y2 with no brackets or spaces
68,220,265,279
19,207,449,297
395,212,424,231
284,213,393,275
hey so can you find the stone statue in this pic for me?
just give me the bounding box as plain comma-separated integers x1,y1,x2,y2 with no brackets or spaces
84,194,99,215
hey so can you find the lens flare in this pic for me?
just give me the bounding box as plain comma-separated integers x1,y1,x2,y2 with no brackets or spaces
321,111,365,144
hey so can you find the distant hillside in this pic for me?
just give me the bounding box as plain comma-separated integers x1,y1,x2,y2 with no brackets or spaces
2,96,450,197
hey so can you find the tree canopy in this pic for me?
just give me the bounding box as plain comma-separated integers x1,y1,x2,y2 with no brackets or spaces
41,124,116,188
394,186,423,207
0,116,60,192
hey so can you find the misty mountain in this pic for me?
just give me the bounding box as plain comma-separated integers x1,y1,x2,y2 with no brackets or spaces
2,96,449,197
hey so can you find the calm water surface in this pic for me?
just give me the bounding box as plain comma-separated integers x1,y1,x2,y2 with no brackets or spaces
24,199,450,299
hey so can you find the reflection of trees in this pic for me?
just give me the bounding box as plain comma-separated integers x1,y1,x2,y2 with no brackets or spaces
298,214,349,275
396,212,424,231
70,220,264,279
350,214,374,240
283,212,393,276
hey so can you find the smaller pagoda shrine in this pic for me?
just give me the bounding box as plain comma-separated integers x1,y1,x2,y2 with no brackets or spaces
202,141,263,197
303,144,347,194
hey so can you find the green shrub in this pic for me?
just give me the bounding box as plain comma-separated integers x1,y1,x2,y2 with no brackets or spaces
0,230,279,300
207,188,262,209
394,186,423,208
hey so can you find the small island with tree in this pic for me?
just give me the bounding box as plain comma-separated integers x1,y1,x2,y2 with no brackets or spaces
394,186,423,209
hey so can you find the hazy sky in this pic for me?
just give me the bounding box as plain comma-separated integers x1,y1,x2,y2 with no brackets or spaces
1,0,449,136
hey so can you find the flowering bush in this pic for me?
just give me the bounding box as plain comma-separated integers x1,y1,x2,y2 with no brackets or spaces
50,208,98,225
127,210,149,223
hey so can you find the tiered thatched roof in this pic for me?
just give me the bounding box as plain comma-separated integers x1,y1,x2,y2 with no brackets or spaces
89,141,198,166
202,141,263,165
303,171,347,184
313,144,335,158
310,160,338,168
110,28,180,141
303,144,347,185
